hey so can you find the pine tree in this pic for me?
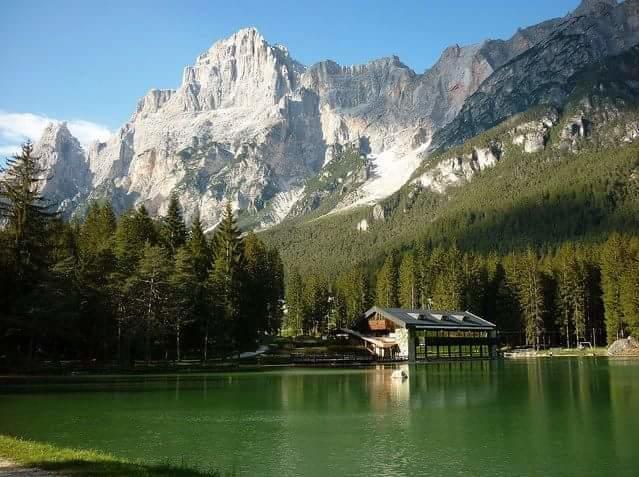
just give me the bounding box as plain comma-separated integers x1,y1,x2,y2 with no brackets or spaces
128,244,172,364
285,268,304,336
209,202,245,352
600,233,627,343
398,253,417,309
302,273,330,335
375,253,398,308
0,142,55,285
510,249,545,348
114,205,158,274
429,246,463,310
265,248,285,334
187,214,211,273
334,267,370,328
170,247,198,361
0,142,56,363
161,192,187,256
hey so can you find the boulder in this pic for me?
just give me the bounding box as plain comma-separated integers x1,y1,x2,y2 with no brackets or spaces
607,336,639,357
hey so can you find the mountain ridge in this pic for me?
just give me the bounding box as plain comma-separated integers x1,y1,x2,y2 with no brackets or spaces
31,0,638,232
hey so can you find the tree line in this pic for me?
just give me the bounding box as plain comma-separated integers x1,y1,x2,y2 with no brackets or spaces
286,238,639,347
0,143,284,367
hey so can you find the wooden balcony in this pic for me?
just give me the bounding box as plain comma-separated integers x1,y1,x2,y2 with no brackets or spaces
369,319,389,331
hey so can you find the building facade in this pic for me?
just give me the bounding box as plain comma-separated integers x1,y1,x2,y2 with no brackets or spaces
356,307,498,361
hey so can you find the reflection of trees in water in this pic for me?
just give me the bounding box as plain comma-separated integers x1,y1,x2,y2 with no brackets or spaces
607,359,639,465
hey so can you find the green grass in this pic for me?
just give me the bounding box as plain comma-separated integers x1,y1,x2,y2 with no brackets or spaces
0,435,225,476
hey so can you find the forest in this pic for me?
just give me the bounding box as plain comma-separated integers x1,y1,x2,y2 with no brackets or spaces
286,237,639,348
0,143,284,367
2,130,639,369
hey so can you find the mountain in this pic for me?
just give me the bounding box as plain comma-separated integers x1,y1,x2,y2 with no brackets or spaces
262,45,639,275
33,0,639,233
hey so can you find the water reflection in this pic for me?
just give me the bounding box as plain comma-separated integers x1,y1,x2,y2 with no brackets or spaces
1,360,638,477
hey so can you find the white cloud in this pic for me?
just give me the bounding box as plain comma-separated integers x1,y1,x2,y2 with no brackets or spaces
0,111,112,156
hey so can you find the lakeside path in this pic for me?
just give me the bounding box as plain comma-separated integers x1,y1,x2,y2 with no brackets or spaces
0,460,58,477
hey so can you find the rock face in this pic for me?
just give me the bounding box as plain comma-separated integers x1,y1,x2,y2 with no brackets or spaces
33,122,92,213
435,0,639,149
33,2,639,229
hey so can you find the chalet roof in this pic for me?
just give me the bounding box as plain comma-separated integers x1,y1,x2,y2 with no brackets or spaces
364,307,496,331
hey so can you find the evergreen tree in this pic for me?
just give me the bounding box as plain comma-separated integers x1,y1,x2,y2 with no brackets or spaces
600,233,627,343
187,212,212,279
375,253,398,308
0,142,56,363
285,268,304,335
334,267,370,328
170,247,199,361
161,192,187,256
398,253,417,309
114,205,158,273
0,142,55,285
509,249,545,348
127,244,172,364
302,273,330,335
209,202,245,352
429,246,463,310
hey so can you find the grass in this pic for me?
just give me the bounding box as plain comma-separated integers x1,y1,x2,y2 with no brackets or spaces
0,435,225,476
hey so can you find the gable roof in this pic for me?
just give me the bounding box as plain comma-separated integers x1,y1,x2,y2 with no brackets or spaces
364,307,496,330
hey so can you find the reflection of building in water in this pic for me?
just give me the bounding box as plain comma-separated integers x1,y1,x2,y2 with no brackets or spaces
347,307,498,361
367,365,411,411
408,361,497,409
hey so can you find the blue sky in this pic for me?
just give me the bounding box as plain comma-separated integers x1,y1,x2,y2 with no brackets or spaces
0,0,582,156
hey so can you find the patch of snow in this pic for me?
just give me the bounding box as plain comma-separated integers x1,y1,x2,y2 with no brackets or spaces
315,140,431,220
270,186,305,223
357,218,368,232
351,141,430,208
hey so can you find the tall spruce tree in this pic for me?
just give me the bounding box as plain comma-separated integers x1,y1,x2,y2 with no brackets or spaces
398,253,417,309
285,268,304,336
209,202,245,352
601,233,628,343
161,192,187,256
128,244,172,364
376,253,398,308
0,142,55,285
509,249,545,348
185,213,212,359
170,247,199,361
0,142,56,362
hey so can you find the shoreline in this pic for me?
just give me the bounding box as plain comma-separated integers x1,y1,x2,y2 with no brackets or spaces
0,436,222,477
0,353,630,380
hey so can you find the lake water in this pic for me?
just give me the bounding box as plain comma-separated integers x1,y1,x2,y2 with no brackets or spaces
1,359,638,476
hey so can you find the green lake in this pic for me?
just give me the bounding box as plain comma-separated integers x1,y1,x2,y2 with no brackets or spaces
1,359,638,476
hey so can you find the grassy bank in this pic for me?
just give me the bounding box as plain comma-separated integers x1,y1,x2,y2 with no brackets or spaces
0,435,224,476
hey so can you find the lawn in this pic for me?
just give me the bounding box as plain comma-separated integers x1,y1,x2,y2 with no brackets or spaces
0,435,225,476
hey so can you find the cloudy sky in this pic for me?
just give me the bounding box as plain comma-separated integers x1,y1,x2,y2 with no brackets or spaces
1,0,582,160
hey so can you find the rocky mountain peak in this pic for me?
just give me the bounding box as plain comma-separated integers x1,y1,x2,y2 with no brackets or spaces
177,26,304,111
32,1,639,230
573,0,618,16
39,121,75,146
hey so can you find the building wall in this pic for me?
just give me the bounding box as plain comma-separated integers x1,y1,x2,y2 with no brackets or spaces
390,328,410,359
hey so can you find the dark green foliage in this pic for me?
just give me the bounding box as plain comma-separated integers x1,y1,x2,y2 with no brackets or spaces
0,143,55,285
0,173,284,367
161,192,187,256
375,253,398,308
209,202,245,350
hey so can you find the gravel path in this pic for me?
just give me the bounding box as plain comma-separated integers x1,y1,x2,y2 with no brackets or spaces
0,460,58,477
